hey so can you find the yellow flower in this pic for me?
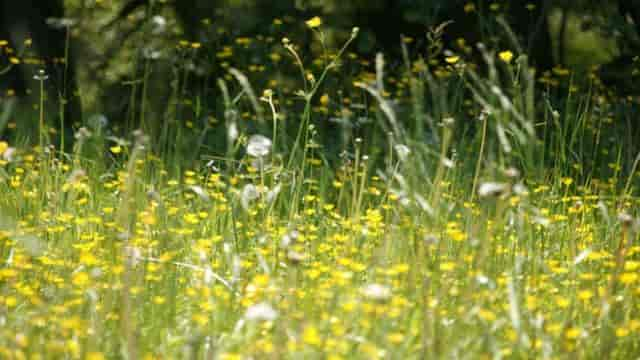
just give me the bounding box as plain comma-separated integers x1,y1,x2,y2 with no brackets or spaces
565,327,581,340
320,93,330,106
0,141,8,155
306,16,322,29
616,327,630,338
5,296,17,307
553,66,570,76
386,332,405,344
578,289,593,301
464,3,476,13
72,271,90,287
499,50,514,63
439,261,456,271
477,308,496,322
219,354,242,360
86,352,106,360
141,211,157,226
445,56,460,64
561,177,573,186
15,333,28,348
110,145,122,154
620,272,638,285
555,296,570,308
302,325,322,346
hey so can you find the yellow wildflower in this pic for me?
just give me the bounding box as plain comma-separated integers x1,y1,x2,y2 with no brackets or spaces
303,325,322,346
445,56,460,64
306,16,322,29
499,50,514,63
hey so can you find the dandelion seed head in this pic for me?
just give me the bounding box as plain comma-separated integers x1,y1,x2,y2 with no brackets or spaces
394,144,410,162
245,302,278,322
361,283,392,302
478,182,510,198
246,134,272,158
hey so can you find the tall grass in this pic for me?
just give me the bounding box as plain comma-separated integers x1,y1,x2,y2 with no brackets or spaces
0,15,639,360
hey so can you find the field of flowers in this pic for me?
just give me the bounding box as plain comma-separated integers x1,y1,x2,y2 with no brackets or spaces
1,10,640,360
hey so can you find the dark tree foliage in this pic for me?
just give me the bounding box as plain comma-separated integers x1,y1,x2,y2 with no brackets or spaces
0,0,81,124
2,0,640,128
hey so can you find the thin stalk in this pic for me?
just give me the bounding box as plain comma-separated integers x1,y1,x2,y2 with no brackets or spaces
38,77,46,149
471,117,488,202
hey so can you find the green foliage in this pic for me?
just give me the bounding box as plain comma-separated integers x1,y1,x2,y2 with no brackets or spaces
0,2,640,358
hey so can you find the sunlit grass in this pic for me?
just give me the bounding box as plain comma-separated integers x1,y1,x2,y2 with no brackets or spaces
1,123,639,359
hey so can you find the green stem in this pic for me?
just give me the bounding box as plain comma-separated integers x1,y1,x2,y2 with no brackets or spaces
471,117,488,202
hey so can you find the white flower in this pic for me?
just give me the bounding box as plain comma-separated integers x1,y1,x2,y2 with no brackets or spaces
247,134,272,157
394,144,411,162
513,183,529,196
241,184,260,210
478,182,510,198
45,17,77,29
361,283,392,301
88,113,109,130
33,69,49,81
618,212,634,225
66,169,87,184
441,157,455,169
266,184,281,204
280,229,299,249
227,121,238,143
2,147,16,162
244,302,278,322
532,216,550,228
413,193,434,216
504,167,520,178
189,185,210,202
151,15,167,34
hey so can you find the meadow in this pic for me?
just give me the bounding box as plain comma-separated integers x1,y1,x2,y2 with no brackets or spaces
1,5,640,359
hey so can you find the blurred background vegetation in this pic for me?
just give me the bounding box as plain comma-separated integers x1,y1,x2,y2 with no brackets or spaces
1,0,640,169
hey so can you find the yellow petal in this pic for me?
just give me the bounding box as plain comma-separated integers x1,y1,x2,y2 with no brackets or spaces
499,50,514,63
306,16,322,29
